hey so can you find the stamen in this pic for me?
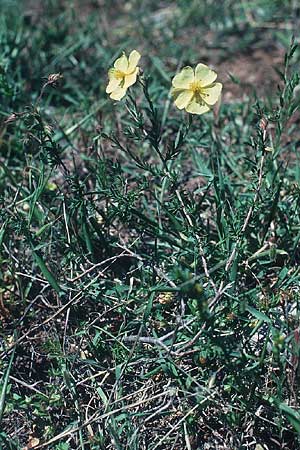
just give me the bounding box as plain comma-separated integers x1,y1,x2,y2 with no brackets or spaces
115,70,125,80
189,81,203,95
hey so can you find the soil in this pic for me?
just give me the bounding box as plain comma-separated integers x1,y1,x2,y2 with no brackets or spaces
220,47,285,102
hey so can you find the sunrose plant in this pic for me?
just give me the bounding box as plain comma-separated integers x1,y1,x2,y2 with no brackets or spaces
106,50,141,101
171,63,222,115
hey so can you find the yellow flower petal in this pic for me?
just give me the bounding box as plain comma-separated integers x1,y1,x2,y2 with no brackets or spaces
195,63,217,86
172,66,194,89
108,68,117,79
186,98,210,115
123,67,139,89
110,86,127,101
106,77,120,94
201,82,222,105
172,88,194,110
128,50,141,73
114,54,128,72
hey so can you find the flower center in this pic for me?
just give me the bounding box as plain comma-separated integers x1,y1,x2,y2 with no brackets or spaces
189,81,204,95
115,70,125,80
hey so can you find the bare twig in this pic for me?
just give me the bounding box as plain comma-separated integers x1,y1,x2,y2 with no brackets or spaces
36,389,175,448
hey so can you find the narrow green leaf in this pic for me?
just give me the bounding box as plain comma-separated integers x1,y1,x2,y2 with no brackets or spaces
0,220,8,250
246,306,271,323
279,402,300,433
33,251,62,294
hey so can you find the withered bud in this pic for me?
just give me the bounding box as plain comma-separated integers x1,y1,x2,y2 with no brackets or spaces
157,292,174,305
5,113,19,124
44,124,54,135
259,117,268,131
47,73,63,86
264,146,274,153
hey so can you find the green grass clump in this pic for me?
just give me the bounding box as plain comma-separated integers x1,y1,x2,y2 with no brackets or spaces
1,1,300,449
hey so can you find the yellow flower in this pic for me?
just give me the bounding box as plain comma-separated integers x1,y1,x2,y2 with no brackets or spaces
106,50,141,101
171,63,222,115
